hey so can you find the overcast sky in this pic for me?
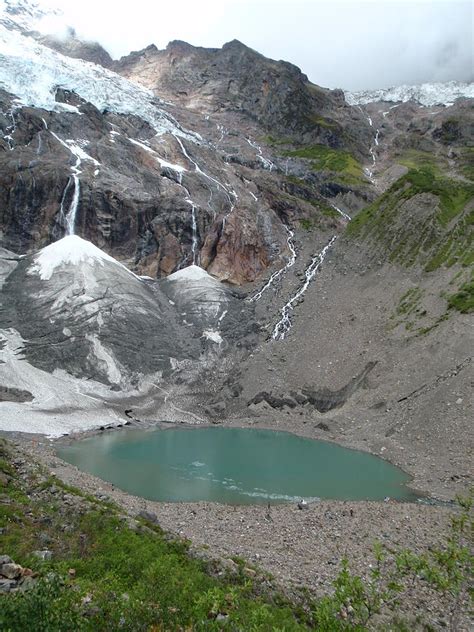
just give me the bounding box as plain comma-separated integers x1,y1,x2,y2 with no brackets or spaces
36,0,473,90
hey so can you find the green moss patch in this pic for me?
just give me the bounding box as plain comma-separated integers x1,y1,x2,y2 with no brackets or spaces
280,144,364,187
396,149,446,175
458,147,474,181
307,115,339,130
396,287,423,316
283,144,362,181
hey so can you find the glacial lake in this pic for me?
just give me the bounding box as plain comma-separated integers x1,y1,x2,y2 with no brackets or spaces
57,427,418,504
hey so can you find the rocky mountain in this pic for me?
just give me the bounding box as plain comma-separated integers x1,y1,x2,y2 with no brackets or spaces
114,39,371,156
0,0,472,505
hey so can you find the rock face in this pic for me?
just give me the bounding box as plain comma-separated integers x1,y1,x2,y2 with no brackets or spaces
115,39,371,155
0,556,37,593
36,30,114,68
0,16,353,285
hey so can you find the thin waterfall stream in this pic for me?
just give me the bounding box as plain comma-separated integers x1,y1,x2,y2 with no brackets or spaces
50,128,99,236
272,236,337,340
249,226,297,302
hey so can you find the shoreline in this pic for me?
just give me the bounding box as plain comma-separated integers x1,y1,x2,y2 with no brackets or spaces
42,411,452,504
2,419,464,628
5,431,459,627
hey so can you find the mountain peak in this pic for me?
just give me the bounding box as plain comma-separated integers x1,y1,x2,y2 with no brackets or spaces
222,39,248,49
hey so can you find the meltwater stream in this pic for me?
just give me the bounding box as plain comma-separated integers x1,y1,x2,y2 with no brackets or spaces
57,427,418,504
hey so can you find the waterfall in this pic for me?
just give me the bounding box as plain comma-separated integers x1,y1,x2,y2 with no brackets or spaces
249,226,297,302
272,236,337,340
246,137,274,171
191,204,198,264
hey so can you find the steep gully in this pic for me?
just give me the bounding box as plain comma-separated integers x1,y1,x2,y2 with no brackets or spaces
358,105,380,181
248,228,339,340
248,226,297,302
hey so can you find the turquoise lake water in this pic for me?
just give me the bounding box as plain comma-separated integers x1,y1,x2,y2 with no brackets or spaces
57,427,418,504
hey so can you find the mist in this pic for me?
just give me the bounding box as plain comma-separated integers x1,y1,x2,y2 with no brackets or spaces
36,0,473,90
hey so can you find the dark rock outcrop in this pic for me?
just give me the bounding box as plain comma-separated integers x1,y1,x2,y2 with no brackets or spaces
36,29,113,68
115,39,371,156
249,362,377,413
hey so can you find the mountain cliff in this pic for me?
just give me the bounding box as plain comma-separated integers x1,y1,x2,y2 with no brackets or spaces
114,39,371,156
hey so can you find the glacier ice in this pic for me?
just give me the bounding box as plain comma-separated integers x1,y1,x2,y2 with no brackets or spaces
345,81,474,107
0,22,199,141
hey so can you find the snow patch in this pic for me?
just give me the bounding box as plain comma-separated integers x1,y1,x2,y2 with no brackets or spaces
202,329,223,344
167,264,215,283
345,81,474,107
0,328,123,437
86,334,122,384
28,235,133,281
129,138,187,173
64,139,100,166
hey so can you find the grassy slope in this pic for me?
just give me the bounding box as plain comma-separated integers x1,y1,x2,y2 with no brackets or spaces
283,145,364,186
0,440,312,631
347,167,474,272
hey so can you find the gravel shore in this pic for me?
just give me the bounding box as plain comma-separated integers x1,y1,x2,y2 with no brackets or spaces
5,424,468,630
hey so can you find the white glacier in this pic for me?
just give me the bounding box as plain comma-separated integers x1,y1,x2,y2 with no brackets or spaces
345,81,474,107
166,264,214,283
0,21,199,141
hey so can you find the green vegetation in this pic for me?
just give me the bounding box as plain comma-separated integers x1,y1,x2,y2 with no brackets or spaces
447,277,474,313
1,440,472,630
395,287,423,316
285,174,309,188
347,167,474,271
300,218,313,230
396,149,446,175
458,147,474,181
307,115,339,130
283,144,363,185
262,135,293,147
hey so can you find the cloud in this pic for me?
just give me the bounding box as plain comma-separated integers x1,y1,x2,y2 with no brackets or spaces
35,0,473,90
